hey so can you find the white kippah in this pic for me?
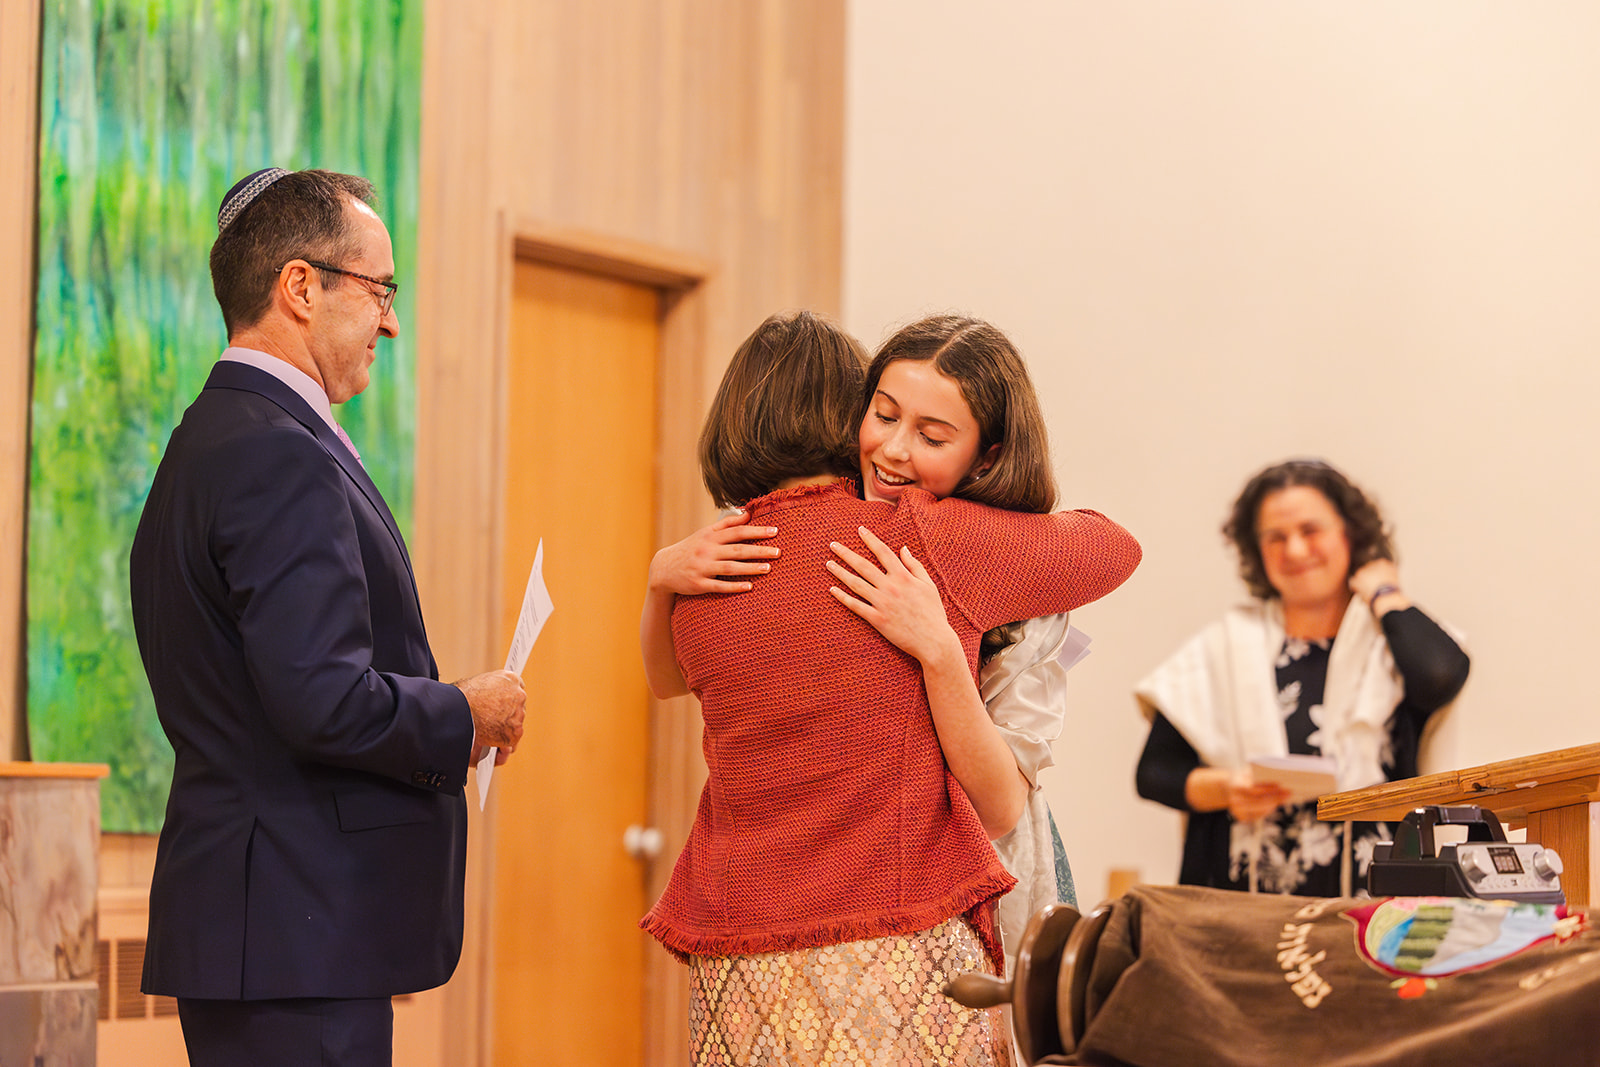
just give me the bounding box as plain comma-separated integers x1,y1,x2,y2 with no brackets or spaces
217,168,292,232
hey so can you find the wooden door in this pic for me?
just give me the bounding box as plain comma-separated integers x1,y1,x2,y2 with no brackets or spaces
493,259,660,1065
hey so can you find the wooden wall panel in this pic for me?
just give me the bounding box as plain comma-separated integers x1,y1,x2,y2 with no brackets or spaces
415,0,845,675
1,0,42,761
416,3,844,1065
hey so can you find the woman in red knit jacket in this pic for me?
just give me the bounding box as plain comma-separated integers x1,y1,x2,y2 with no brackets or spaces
638,310,1140,1066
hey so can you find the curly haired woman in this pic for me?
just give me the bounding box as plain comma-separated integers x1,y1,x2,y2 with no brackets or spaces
1134,459,1470,896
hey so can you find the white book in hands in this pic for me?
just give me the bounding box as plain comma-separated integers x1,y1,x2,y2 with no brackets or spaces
1247,753,1339,806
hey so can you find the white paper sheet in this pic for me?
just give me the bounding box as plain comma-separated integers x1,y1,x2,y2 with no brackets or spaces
1247,753,1338,805
1056,625,1093,671
477,539,553,809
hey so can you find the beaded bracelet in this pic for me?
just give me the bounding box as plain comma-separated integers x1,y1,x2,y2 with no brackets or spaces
1369,583,1400,611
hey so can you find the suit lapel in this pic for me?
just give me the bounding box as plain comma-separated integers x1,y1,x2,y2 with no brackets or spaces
202,361,420,593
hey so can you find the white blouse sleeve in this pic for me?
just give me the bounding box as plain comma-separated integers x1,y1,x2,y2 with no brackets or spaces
977,612,1072,788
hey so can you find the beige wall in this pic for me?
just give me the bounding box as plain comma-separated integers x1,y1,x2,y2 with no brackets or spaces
421,4,844,1062
845,1,1600,904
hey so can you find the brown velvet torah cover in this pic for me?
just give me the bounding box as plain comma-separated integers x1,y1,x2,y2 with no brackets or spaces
1039,884,1599,1067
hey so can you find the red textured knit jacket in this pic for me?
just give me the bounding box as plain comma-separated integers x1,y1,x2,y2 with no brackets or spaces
641,480,1142,973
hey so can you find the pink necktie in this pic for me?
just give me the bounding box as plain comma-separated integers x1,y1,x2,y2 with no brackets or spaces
333,422,364,468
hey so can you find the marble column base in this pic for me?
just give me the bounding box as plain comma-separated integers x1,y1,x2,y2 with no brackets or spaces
0,983,97,1065
0,776,100,984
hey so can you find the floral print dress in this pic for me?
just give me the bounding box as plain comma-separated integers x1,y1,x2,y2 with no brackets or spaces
1136,606,1471,896
1224,637,1385,894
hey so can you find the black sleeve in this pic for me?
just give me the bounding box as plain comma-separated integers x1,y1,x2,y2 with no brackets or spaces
1382,606,1470,712
1136,711,1202,812
1382,606,1469,781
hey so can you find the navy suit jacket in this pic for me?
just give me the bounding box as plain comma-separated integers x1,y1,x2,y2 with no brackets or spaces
130,360,475,999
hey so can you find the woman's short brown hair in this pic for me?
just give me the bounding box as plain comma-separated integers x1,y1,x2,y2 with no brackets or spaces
864,315,1056,514
1223,458,1395,600
699,310,869,508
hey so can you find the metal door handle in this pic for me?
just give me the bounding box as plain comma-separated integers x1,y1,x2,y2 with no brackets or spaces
623,824,663,860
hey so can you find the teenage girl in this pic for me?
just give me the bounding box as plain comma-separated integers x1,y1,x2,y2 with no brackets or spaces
645,314,1087,971
638,310,1138,1065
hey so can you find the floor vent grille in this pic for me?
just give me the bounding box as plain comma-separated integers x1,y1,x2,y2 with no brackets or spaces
96,938,180,1021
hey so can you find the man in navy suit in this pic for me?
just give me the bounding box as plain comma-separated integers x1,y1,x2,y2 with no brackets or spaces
129,168,526,1066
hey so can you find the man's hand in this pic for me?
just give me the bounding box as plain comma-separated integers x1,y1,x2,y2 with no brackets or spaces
455,669,526,759
469,743,517,768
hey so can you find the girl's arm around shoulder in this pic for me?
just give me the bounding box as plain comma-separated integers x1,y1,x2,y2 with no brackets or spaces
915,498,1141,632
638,511,781,699
640,585,689,699
1041,508,1143,590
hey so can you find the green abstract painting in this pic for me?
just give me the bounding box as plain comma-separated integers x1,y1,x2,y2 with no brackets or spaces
29,0,423,832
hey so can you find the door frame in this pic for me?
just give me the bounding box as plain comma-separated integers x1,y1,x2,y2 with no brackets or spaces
445,217,713,1067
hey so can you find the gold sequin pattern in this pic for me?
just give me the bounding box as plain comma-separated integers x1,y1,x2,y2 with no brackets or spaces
688,918,1012,1066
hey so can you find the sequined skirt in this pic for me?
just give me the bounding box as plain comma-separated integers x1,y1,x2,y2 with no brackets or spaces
688,916,1012,1066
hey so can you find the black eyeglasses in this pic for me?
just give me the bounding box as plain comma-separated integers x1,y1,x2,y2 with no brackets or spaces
278,259,398,315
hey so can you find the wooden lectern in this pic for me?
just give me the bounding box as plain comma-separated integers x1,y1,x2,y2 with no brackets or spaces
0,761,109,1065
1319,742,1600,908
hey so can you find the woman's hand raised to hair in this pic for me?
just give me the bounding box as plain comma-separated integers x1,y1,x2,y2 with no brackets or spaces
647,510,780,596
1348,558,1411,616
826,526,961,667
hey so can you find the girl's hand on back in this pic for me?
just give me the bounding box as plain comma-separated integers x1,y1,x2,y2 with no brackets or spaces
826,526,962,666
829,526,1026,837
649,511,779,596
